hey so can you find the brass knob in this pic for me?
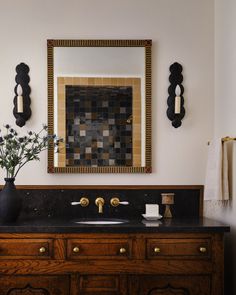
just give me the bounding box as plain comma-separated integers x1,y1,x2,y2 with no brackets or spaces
110,197,120,207
154,247,161,253
73,246,80,253
80,197,89,207
119,247,127,254
39,247,46,253
199,247,207,253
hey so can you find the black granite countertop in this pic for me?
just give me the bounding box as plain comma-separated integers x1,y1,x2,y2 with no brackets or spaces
0,217,230,234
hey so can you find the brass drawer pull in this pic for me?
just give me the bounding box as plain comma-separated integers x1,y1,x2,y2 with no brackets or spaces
119,247,127,254
154,247,161,253
199,247,207,253
73,246,80,253
39,247,46,253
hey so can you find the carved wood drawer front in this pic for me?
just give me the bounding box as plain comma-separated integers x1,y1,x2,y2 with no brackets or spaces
146,238,211,259
67,238,132,260
0,275,70,294
0,239,53,259
79,275,121,294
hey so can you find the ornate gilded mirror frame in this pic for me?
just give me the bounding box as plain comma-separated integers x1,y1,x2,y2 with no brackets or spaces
47,39,152,173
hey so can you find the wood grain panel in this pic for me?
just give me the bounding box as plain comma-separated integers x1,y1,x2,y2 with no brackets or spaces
53,238,66,260
0,275,70,294
129,275,211,295
0,239,53,259
0,259,212,275
147,238,211,260
67,238,132,260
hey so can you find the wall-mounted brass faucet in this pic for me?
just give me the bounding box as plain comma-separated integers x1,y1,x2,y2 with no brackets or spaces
95,197,105,214
71,196,129,213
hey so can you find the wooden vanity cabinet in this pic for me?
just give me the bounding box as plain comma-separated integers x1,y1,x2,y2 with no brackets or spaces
0,232,225,295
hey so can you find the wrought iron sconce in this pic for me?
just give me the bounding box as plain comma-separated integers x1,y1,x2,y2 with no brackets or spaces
13,63,31,127
167,62,185,128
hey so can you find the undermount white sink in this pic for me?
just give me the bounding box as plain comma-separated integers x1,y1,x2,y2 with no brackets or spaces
74,219,129,225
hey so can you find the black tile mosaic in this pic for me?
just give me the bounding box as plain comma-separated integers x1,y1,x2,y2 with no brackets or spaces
66,85,133,167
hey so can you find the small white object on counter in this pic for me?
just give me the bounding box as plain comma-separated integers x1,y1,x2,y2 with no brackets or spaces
145,204,159,216
142,214,162,221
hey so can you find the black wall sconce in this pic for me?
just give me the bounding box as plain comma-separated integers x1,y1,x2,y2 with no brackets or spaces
13,63,31,127
166,62,185,128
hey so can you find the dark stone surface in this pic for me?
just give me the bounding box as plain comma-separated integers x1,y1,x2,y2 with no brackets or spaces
0,217,230,233
15,188,202,221
0,186,228,233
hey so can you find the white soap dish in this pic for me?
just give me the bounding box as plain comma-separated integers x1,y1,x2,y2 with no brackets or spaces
142,220,162,227
142,214,162,221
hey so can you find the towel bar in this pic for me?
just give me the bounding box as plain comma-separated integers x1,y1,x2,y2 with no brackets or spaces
207,136,236,145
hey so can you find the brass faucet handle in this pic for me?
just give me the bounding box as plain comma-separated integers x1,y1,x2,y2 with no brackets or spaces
80,197,89,207
95,197,105,214
110,197,129,207
110,197,120,207
71,197,89,207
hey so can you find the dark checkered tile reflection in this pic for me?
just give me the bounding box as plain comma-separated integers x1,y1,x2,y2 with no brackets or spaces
66,86,133,166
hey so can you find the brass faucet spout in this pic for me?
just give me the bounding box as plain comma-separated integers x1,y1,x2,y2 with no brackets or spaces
95,197,105,214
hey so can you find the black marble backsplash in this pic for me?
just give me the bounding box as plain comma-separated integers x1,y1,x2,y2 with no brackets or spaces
14,186,203,221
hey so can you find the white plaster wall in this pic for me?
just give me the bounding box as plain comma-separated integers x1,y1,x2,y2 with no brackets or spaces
204,0,236,292
0,0,214,185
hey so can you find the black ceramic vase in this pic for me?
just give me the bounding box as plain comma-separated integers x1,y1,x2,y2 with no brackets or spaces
0,178,22,222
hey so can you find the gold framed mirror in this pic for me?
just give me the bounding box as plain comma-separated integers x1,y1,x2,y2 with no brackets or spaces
47,39,152,173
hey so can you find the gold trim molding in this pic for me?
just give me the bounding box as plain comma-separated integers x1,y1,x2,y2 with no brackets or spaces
47,39,152,173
